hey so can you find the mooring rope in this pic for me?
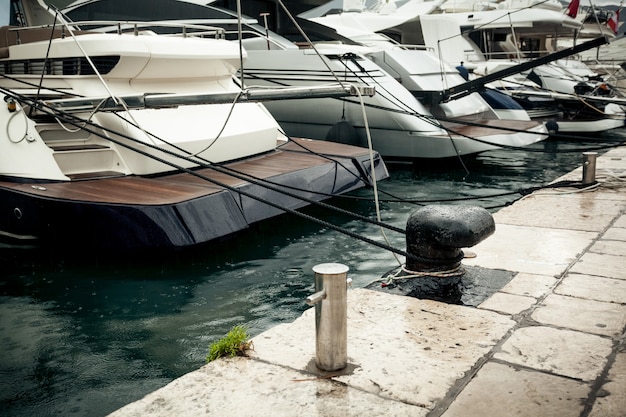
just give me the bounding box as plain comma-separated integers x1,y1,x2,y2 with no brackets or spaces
379,264,466,288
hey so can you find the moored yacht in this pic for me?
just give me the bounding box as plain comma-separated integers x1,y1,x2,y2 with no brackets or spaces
0,0,388,249
301,0,625,133
422,0,626,132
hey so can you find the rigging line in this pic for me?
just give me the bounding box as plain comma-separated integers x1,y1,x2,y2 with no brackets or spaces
276,139,613,207
508,12,522,62
337,90,624,151
107,106,376,204
448,134,471,178
342,180,595,205
100,121,399,235
245,41,418,118
32,107,415,260
236,0,245,88
588,0,608,40
276,136,374,185
247,71,483,161
32,14,58,118
317,61,547,144
334,97,626,148
238,62,443,139
353,80,403,266
10,91,406,237
335,55,433,116
0,73,82,98
331,96,510,143
243,56,442,132
256,64,473,176
191,90,242,157
54,96,106,133
277,136,606,205
56,15,120,106
277,133,409,202
329,57,470,170
275,0,343,86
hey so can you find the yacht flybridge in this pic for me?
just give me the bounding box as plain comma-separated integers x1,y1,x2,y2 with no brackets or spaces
0,0,388,249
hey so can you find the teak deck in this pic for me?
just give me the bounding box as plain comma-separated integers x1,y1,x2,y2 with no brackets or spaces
0,138,386,249
0,138,374,205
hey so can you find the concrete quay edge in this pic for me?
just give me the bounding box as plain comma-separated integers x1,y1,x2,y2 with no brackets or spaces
108,146,626,417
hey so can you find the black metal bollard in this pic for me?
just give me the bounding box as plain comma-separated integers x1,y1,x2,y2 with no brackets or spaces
405,205,495,273
371,205,496,302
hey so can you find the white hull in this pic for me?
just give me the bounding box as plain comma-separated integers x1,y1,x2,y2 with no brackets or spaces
244,39,547,159
279,118,547,159
1,28,283,180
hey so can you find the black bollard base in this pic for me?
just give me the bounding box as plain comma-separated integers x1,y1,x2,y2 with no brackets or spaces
368,265,516,307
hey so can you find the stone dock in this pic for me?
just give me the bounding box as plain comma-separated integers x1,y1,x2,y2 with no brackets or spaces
108,146,626,417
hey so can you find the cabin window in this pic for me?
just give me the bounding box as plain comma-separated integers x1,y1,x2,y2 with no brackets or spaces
520,37,541,57
0,55,120,75
66,0,236,22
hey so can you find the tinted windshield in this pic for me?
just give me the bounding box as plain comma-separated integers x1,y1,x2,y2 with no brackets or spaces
65,0,238,21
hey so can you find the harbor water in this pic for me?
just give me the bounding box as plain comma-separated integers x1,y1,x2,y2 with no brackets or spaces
1,130,625,417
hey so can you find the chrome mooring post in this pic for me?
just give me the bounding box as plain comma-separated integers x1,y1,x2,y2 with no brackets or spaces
582,151,597,185
305,263,349,371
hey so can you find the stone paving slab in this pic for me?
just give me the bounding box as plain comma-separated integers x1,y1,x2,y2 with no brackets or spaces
532,294,626,337
600,224,626,242
493,326,613,381
251,289,515,411
614,214,626,228
463,224,595,275
478,291,536,315
107,289,515,417
496,272,558,298
589,351,626,417
491,193,625,232
590,238,626,256
555,273,626,304
107,356,428,417
569,252,626,280
440,362,590,417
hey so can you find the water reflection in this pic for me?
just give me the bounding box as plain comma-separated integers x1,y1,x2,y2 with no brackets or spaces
1,131,624,416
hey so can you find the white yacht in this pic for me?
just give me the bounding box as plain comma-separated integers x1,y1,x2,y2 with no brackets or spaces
301,0,625,133
0,0,388,249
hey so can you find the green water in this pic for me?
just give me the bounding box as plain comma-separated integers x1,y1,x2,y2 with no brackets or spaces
1,130,625,416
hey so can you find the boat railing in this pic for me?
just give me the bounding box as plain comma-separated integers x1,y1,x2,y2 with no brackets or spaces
372,32,435,52
1,20,227,53
1,24,76,48
394,44,434,52
483,49,553,61
221,29,292,50
69,20,226,39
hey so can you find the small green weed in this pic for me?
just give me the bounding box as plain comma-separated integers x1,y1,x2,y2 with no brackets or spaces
206,324,253,363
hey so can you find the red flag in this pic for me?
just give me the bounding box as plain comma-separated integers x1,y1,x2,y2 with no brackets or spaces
566,0,580,18
608,9,620,34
